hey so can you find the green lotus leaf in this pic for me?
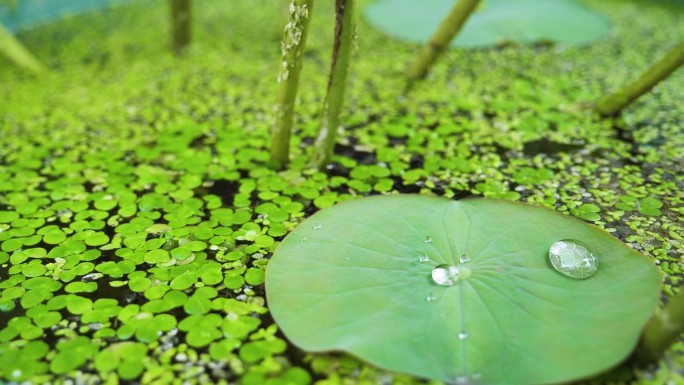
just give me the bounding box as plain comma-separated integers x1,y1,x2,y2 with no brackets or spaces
365,0,610,48
266,196,661,384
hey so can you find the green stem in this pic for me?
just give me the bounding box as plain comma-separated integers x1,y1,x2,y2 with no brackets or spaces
405,0,480,87
170,0,192,55
270,0,314,166
0,23,43,74
635,287,684,365
596,42,684,116
309,0,355,169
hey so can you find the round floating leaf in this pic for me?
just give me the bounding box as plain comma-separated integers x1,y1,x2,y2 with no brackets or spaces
365,0,610,48
266,196,661,384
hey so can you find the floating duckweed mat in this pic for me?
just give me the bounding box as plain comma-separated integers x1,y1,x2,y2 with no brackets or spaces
0,0,683,383
365,0,611,48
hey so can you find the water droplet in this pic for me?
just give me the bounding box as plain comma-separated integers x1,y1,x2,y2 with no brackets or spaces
458,331,468,340
300,236,308,242
424,236,433,243
426,293,436,302
459,254,470,264
548,239,598,279
344,256,350,261
312,223,322,230
418,254,429,263
431,264,460,286
455,376,469,385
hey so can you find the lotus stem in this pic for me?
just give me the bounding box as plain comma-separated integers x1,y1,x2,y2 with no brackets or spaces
596,42,684,116
635,286,684,365
405,0,480,88
271,0,314,166
309,0,355,169
170,0,192,55
0,23,43,74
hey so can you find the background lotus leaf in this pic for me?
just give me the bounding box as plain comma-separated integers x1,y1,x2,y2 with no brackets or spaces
365,0,611,48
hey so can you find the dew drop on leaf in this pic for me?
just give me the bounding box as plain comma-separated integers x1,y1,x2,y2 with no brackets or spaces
424,236,432,243
431,265,460,286
458,331,467,340
548,239,598,279
459,254,470,264
312,223,322,230
418,254,429,262
426,293,436,302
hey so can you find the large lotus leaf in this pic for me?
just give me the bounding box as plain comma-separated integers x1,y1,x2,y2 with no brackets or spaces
266,196,661,385
364,0,611,48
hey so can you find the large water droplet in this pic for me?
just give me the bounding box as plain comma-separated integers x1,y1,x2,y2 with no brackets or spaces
424,236,432,243
548,239,598,279
418,254,429,263
431,264,460,286
459,254,470,264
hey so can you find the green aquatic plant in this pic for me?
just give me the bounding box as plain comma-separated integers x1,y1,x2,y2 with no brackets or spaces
0,23,42,73
365,0,610,49
405,0,481,86
309,0,356,169
637,286,684,365
271,0,314,165
266,195,662,384
596,42,684,116
0,0,683,383
0,0,18,11
170,0,191,54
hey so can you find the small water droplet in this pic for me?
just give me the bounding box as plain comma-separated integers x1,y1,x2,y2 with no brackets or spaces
424,236,433,243
426,293,436,302
455,376,469,385
458,331,468,340
313,223,322,230
548,239,598,279
300,236,308,242
344,256,350,261
418,254,429,262
459,254,470,264
431,264,460,286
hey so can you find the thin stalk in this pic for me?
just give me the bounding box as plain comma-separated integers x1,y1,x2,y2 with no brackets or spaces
0,23,43,74
596,42,684,116
170,0,192,55
271,0,314,166
635,287,684,365
405,0,480,87
309,0,355,169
